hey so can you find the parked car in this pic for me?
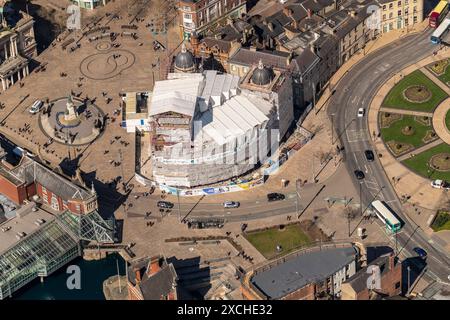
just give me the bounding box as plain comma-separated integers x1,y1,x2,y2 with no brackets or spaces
157,201,174,209
431,179,450,190
267,193,285,202
223,201,240,208
365,150,375,162
357,108,365,118
413,247,427,260
29,100,43,114
354,170,365,180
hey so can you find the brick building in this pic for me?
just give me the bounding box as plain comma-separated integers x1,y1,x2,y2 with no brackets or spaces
178,0,248,39
241,244,360,300
341,252,402,300
127,255,179,300
0,154,98,216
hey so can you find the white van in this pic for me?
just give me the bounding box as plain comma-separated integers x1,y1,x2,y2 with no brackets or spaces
29,100,43,114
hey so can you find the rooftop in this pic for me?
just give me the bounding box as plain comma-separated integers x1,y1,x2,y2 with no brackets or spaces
250,246,358,299
0,202,55,255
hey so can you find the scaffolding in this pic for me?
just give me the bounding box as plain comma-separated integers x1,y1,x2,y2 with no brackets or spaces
0,210,114,300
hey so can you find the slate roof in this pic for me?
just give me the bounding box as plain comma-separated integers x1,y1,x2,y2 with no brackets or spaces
128,256,178,300
251,246,358,299
2,156,92,201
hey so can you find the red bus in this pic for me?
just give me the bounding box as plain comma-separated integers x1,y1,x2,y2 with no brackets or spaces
430,0,449,28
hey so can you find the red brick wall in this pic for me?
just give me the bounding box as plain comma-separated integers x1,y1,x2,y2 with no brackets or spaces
281,283,316,300
0,175,26,204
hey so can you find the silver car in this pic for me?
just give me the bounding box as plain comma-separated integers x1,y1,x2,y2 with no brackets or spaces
223,201,240,208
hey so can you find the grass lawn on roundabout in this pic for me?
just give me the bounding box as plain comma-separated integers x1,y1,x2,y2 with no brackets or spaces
382,70,448,112
244,224,312,260
431,211,450,232
402,143,450,180
380,114,434,149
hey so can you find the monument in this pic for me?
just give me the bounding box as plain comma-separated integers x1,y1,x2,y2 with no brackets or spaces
64,95,78,122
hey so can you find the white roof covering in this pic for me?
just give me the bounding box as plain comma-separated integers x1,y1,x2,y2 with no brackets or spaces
201,71,240,109
199,95,270,145
149,76,204,117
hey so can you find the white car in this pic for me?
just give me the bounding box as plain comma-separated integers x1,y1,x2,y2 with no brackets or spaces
357,108,365,118
223,201,240,208
431,180,444,189
431,179,450,190
29,100,43,114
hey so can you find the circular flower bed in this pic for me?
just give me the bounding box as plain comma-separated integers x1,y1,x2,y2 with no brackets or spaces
403,85,432,103
430,153,450,171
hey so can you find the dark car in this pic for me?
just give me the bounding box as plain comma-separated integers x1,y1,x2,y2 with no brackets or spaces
365,150,375,162
354,170,365,180
413,247,427,259
267,193,285,202
157,201,174,209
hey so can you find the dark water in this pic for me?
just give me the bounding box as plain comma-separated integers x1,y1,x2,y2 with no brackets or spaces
13,254,126,300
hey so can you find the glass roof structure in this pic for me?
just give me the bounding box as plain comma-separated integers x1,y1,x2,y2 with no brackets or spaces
0,209,114,299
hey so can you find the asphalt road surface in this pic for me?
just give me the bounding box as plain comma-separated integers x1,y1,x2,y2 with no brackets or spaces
328,28,450,283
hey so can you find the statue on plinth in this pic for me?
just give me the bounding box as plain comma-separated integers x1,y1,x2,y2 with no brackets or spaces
64,95,78,122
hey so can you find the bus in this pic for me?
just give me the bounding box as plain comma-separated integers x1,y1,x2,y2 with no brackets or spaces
371,200,402,233
431,18,450,44
430,0,449,28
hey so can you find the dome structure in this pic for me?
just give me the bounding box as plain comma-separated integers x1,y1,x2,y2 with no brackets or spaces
251,60,273,86
174,43,195,73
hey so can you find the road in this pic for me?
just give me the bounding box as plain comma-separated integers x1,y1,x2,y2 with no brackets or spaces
328,28,450,282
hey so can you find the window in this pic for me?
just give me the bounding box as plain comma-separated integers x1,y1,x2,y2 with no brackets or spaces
383,14,386,20
395,282,401,289
405,0,408,4
383,24,388,33
398,10,402,16
389,12,393,19
405,18,409,25
413,6,416,13
184,13,192,20
389,3,393,9
413,16,417,23
398,1,401,6
383,4,386,10
389,22,393,30
405,8,409,15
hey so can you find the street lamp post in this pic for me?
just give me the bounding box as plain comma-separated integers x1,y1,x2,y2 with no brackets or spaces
359,181,363,216
331,113,335,144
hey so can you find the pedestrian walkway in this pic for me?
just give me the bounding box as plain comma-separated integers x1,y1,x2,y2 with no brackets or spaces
420,67,450,96
432,97,450,145
379,107,433,118
397,138,443,161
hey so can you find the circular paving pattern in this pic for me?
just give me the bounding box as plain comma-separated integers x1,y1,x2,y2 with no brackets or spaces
430,153,450,171
79,49,136,80
39,97,105,146
403,85,432,103
96,41,112,51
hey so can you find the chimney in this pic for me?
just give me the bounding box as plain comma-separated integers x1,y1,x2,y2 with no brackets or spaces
350,10,356,18
268,22,274,32
147,256,162,276
307,9,312,18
